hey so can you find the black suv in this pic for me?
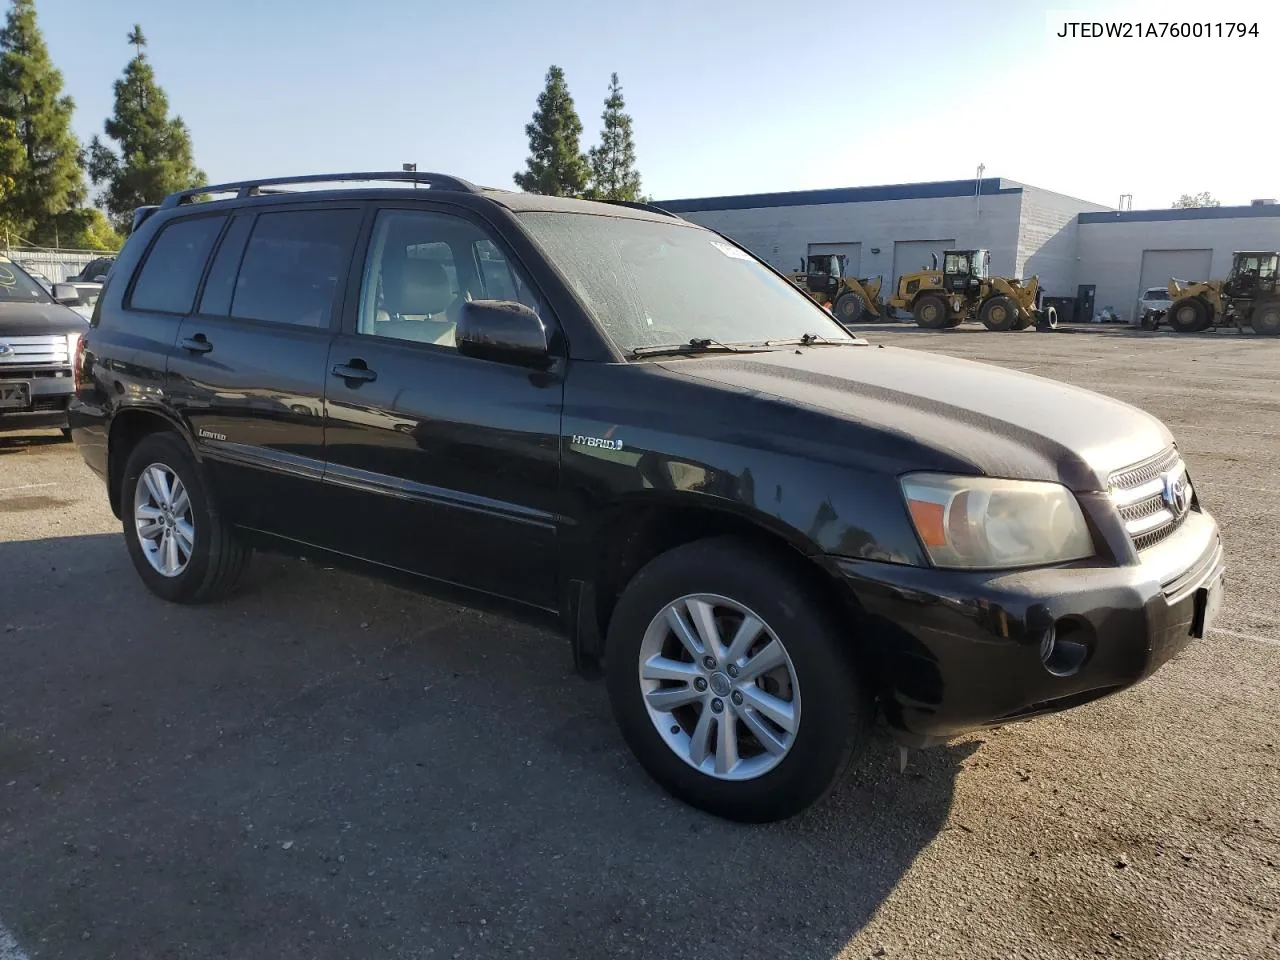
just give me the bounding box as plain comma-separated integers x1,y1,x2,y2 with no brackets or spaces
70,172,1225,821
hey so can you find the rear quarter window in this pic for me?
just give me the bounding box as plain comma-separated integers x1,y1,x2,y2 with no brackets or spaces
128,216,226,315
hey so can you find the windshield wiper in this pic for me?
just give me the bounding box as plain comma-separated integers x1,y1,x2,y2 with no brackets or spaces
765,333,864,347
630,337,775,358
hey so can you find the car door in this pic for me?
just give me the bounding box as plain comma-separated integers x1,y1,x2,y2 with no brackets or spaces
166,204,363,540
322,204,564,609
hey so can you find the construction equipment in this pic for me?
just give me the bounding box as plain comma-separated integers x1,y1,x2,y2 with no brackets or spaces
788,254,887,325
1163,251,1280,335
888,249,1043,331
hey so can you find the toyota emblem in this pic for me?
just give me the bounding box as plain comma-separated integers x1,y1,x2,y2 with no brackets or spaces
1162,471,1192,519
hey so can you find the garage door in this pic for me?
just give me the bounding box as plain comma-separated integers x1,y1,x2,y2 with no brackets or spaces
892,239,955,291
1138,249,1213,300
807,242,862,278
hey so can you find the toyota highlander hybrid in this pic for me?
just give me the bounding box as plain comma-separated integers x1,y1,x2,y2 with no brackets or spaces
69,172,1225,821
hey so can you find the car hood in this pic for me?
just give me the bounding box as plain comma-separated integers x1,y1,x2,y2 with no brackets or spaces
660,344,1171,491
0,300,89,336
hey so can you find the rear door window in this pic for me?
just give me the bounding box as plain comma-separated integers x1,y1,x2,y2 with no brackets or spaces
129,216,227,314
229,209,362,328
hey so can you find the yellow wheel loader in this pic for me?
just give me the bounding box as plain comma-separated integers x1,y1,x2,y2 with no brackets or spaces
1163,251,1280,335
788,254,887,326
888,249,1044,331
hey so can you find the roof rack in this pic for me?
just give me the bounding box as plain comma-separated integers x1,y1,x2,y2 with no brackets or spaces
158,171,480,209
599,199,682,219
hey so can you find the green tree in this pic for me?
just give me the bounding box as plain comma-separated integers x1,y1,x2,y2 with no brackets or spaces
1172,192,1221,209
88,25,205,230
0,0,86,243
587,73,643,203
0,116,23,243
514,65,589,197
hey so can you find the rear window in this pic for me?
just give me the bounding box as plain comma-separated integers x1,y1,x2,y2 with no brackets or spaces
229,209,360,327
129,216,226,314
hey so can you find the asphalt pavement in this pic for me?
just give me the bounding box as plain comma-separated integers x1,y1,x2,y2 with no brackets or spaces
0,324,1277,959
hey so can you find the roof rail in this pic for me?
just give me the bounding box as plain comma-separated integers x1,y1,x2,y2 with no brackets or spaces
158,171,481,209
599,199,682,219
131,205,161,233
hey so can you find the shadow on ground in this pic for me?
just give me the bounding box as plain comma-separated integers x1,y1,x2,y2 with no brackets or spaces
0,431,69,455
0,534,969,959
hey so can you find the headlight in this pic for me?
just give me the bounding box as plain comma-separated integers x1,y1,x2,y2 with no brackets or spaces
901,474,1094,569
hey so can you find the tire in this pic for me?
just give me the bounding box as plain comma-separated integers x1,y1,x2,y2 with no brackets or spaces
120,432,250,603
944,314,965,328
1251,301,1280,335
979,296,1019,331
604,537,874,822
833,292,864,325
1167,298,1209,333
912,294,948,329
60,427,72,440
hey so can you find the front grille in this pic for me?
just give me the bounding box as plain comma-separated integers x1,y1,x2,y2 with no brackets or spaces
0,368,65,379
0,335,70,366
1109,447,1191,550
1109,447,1181,490
31,396,68,412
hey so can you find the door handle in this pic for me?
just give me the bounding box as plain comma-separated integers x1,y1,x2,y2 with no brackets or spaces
180,335,213,354
331,361,377,383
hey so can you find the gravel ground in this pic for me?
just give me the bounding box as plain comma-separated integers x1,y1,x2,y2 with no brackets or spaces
0,325,1277,960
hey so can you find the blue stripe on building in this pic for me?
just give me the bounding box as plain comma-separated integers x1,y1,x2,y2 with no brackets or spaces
657,178,1020,213
1079,205,1280,224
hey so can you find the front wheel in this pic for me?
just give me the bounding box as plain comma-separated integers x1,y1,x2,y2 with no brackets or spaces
979,296,1019,331
121,432,251,603
833,292,864,325
605,537,873,822
1167,298,1209,333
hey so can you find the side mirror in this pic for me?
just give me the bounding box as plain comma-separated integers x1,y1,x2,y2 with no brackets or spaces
51,283,81,305
456,300,550,368
92,274,108,283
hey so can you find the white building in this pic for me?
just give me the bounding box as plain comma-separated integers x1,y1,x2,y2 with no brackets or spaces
657,178,1280,321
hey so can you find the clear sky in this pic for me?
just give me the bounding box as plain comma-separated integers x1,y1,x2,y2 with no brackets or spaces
33,0,1278,210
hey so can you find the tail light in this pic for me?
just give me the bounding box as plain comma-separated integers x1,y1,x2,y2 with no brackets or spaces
70,332,87,389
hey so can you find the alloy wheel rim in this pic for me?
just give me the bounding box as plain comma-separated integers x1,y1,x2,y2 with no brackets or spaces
133,463,194,578
637,593,801,781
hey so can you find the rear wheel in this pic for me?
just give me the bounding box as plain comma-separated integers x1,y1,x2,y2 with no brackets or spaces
121,432,251,603
605,537,873,822
1251,301,1280,335
912,295,948,329
1167,297,1209,333
833,292,864,325
979,296,1019,331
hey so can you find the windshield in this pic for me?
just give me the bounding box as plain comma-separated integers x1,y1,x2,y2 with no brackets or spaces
1144,288,1168,300
518,213,854,353
0,257,53,303
944,252,969,275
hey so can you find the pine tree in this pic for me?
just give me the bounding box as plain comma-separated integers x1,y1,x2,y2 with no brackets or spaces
514,66,589,197
587,73,643,203
0,116,24,242
0,0,86,244
88,25,206,231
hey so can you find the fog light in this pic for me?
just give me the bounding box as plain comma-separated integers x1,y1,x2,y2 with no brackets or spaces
1040,619,1091,677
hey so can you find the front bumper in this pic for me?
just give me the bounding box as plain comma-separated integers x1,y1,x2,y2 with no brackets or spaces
836,509,1224,745
0,374,74,432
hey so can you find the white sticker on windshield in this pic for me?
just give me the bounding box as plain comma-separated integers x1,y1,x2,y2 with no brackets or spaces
709,240,753,261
